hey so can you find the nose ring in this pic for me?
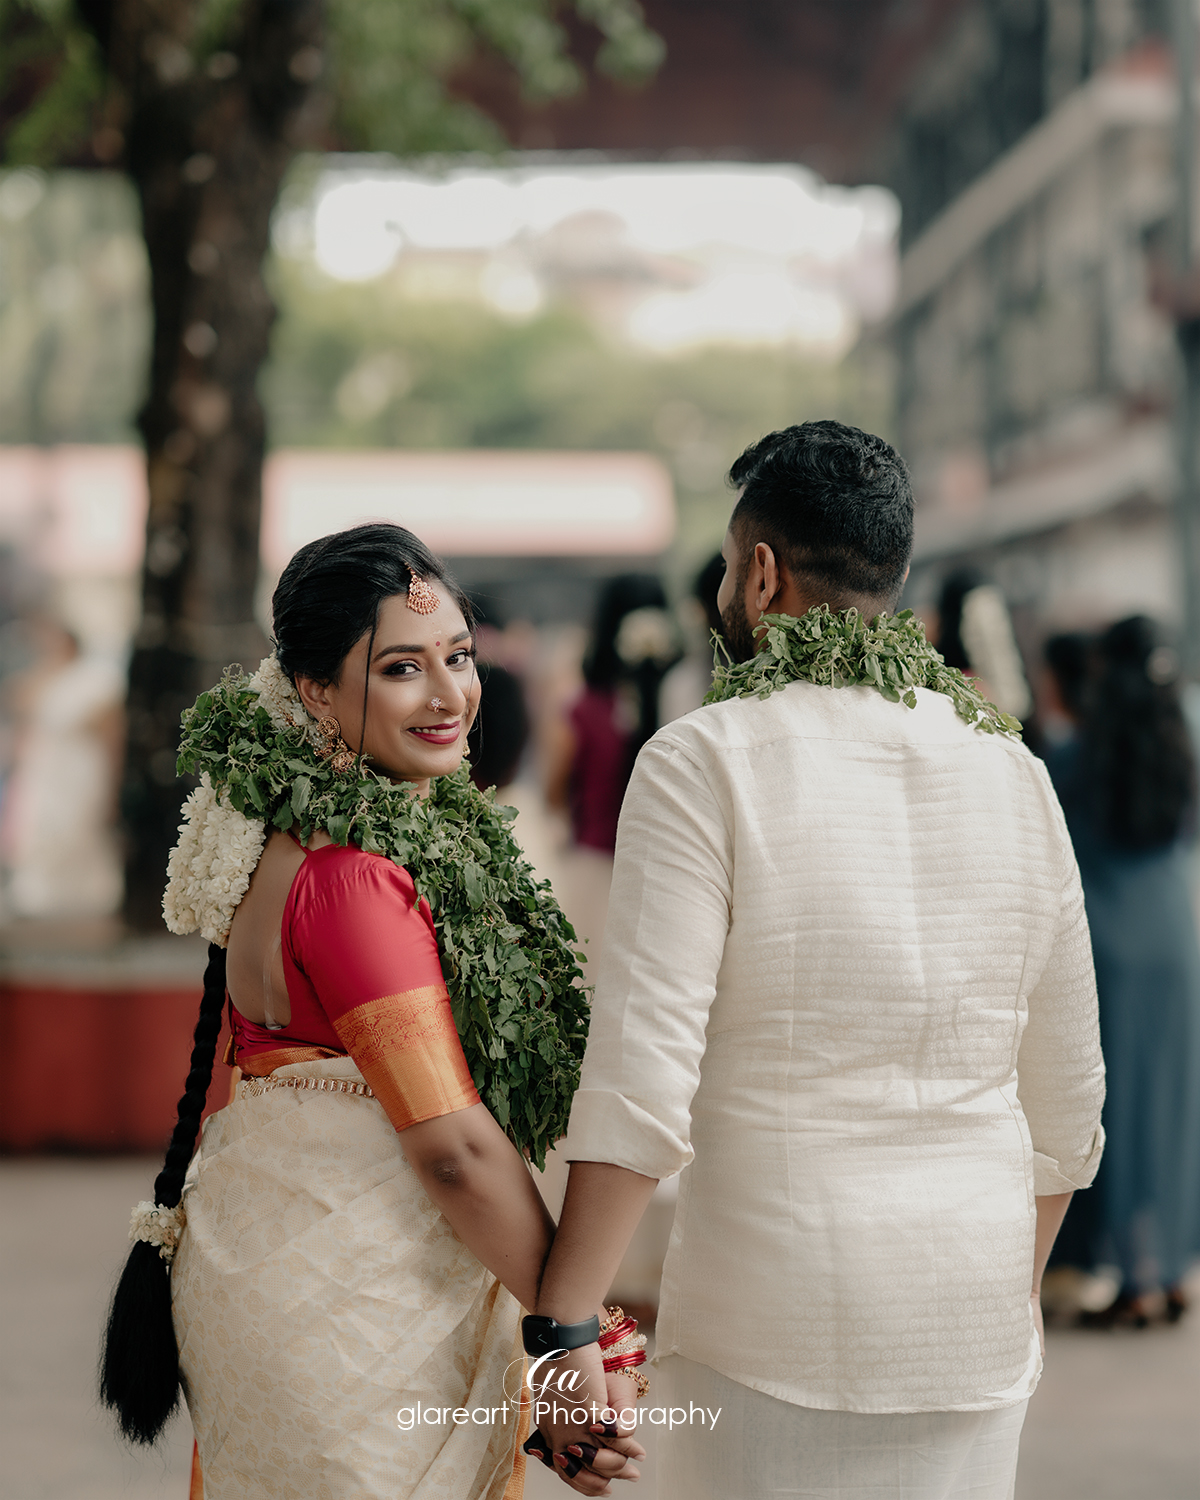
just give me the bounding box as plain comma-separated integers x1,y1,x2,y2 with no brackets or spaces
429,697,444,711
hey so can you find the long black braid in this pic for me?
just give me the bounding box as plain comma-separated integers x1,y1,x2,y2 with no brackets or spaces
99,944,227,1444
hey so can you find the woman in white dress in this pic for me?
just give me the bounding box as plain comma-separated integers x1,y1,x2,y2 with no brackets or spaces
99,525,624,1499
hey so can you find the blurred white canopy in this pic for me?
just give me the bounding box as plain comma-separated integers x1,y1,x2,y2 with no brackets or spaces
0,446,676,579
262,449,674,567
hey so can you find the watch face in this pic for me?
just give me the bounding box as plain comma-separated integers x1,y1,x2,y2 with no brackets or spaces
523,1317,557,1357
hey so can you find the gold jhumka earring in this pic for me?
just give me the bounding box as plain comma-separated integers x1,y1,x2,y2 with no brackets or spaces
406,577,440,614
315,715,356,774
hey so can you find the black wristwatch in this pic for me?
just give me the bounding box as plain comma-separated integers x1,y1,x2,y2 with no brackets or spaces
521,1313,601,1357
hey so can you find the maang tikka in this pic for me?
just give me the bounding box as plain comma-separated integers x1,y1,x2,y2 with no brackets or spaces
315,715,356,774
406,576,440,615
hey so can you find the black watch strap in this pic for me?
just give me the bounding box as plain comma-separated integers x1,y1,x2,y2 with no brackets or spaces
521,1313,601,1357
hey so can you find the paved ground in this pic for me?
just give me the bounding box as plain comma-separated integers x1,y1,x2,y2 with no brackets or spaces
2,1159,194,1500
3,1158,1198,1499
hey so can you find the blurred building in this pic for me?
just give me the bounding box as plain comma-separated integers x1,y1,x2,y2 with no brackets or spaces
876,9,1182,635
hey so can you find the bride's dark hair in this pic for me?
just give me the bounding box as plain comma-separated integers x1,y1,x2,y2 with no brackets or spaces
273,521,474,687
101,523,471,1445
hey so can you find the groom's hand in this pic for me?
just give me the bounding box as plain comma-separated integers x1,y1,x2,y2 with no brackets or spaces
531,1342,645,1494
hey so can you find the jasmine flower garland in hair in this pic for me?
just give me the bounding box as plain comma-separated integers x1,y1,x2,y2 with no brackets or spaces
163,776,267,944
164,657,588,1170
705,606,1023,737
129,1201,186,1263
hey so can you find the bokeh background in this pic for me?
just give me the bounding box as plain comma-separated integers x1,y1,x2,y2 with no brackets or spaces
1,2,1198,1496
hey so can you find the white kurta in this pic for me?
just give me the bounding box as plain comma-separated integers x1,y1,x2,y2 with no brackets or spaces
564,681,1105,1415
653,1357,1028,1500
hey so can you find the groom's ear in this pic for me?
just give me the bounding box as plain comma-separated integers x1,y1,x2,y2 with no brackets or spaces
753,542,781,613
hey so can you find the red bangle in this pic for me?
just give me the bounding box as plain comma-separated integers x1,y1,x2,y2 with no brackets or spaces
602,1350,646,1372
598,1317,638,1350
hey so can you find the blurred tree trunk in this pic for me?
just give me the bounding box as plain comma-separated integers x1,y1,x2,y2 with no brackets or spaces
80,0,325,926
46,0,661,927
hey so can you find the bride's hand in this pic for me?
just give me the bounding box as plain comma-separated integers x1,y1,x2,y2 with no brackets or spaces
530,1344,645,1494
603,1368,642,1433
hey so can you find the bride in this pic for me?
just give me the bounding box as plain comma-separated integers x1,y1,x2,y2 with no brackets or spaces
100,523,636,1498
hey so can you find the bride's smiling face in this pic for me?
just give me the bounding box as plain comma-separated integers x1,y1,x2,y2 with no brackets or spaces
294,589,480,792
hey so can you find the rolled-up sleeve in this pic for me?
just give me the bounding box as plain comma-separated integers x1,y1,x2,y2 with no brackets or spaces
564,733,732,1179
1018,780,1106,1194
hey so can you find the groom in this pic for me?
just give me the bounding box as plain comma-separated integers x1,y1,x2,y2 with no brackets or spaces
528,421,1104,1498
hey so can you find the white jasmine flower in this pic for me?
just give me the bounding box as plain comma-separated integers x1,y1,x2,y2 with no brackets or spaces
162,774,266,945
247,652,322,748
129,1200,187,1263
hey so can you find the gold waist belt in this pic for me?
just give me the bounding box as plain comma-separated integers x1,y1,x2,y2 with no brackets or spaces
240,1075,376,1100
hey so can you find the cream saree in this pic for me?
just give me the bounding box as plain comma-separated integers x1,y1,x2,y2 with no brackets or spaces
172,1057,526,1499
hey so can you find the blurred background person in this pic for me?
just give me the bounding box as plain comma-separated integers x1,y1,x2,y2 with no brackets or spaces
1038,631,1093,751
542,572,679,967
1043,616,1200,1325
661,550,727,724
468,663,530,795
936,567,1033,723
0,616,123,920
466,597,531,795
546,573,678,841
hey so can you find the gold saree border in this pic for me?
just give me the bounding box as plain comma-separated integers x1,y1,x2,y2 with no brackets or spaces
237,1044,344,1076
333,984,479,1131
188,1441,203,1499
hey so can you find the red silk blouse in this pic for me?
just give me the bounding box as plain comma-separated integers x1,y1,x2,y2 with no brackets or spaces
230,843,480,1132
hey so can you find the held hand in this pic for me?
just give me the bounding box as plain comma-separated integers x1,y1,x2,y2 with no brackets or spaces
529,1342,644,1494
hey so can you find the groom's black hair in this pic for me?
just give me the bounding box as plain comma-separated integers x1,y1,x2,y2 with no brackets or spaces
729,420,913,609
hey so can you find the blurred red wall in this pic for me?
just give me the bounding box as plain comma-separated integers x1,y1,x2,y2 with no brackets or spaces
0,982,232,1153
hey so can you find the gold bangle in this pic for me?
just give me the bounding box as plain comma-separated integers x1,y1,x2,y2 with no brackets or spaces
598,1305,627,1336
603,1331,647,1360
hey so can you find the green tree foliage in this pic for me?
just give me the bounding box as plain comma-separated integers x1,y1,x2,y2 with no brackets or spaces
0,166,892,562
0,168,147,443
1,0,663,167
0,0,104,166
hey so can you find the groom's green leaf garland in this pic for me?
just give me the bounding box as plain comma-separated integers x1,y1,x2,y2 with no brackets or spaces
704,605,1023,737
176,670,589,1170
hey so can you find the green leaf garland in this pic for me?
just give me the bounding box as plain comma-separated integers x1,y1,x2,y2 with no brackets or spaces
176,670,589,1170
705,606,1023,737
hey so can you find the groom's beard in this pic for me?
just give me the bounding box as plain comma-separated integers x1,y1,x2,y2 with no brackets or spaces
720,589,759,663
